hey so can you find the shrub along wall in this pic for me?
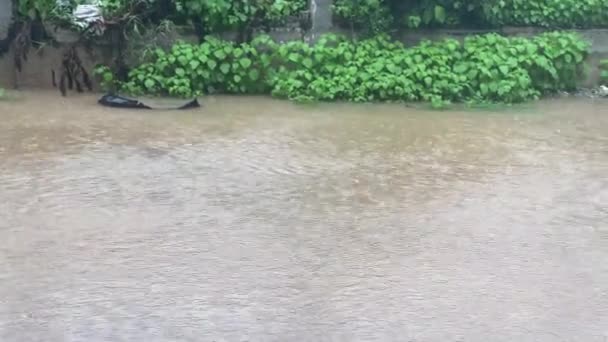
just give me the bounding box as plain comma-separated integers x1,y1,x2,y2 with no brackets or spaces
14,0,608,41
103,31,589,107
13,0,310,43
333,0,608,33
485,0,608,28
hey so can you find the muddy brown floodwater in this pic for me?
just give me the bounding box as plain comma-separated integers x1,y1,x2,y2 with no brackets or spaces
0,91,607,341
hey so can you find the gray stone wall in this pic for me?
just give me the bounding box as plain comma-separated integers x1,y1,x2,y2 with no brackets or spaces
0,0,13,88
308,0,333,42
0,0,12,40
1,0,608,90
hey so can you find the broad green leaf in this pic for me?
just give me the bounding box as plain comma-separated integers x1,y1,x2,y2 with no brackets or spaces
454,64,468,73
214,50,227,59
220,63,230,74
176,68,185,77
302,58,313,68
480,83,488,95
261,54,271,67
207,60,217,70
190,60,200,69
240,58,252,68
386,64,397,73
288,53,300,63
423,7,433,24
144,79,155,89
434,5,446,24
249,69,260,80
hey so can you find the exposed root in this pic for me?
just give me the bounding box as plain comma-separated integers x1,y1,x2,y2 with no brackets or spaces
53,46,93,97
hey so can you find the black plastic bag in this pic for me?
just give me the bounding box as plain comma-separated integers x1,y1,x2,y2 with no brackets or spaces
98,94,200,110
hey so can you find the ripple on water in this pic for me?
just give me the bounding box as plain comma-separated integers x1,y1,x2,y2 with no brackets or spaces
1,92,608,341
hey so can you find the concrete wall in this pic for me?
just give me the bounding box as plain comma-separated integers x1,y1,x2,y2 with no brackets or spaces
0,0,11,40
309,0,333,42
0,47,14,88
0,0,13,88
13,46,102,90
1,0,607,90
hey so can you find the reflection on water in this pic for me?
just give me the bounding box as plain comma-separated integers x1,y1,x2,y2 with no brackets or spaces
1,91,607,341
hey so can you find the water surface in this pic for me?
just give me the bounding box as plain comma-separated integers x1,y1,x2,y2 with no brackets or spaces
1,91,607,341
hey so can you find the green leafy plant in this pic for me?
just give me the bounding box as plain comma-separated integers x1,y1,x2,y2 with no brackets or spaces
599,59,608,84
113,32,589,107
17,0,60,21
15,0,172,33
268,32,588,106
174,0,307,40
483,0,608,28
394,0,608,29
330,0,489,30
121,35,276,97
341,0,608,30
94,64,118,92
400,0,487,28
332,0,393,35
